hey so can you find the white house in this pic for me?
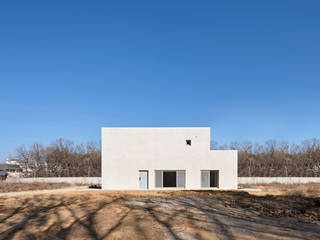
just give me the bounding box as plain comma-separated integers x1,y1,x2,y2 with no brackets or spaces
101,127,237,190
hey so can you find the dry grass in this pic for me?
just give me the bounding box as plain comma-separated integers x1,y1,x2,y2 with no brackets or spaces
240,183,320,197
0,182,74,193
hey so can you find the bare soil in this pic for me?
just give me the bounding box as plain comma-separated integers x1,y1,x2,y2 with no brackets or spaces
0,190,320,240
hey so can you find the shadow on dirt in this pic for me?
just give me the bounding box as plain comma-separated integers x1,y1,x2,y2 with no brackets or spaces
0,191,319,240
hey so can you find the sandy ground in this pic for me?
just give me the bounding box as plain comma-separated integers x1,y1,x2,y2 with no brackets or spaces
0,187,259,197
0,190,319,240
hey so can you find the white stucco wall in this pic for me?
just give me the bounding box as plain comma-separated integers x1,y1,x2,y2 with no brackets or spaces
101,127,237,190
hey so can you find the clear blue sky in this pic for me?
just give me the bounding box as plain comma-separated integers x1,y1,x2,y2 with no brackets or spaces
1,1,320,160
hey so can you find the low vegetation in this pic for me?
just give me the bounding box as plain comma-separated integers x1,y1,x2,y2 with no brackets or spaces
240,183,320,197
0,182,73,193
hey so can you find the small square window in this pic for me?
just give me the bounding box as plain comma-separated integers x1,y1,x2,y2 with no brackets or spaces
186,139,191,146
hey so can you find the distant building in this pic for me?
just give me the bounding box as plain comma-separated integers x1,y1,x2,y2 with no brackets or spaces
0,158,23,175
5,159,20,165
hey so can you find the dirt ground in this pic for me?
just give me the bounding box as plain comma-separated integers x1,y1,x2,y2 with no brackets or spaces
0,189,320,240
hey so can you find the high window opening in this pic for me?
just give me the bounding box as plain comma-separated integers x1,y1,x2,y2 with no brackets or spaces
186,139,191,146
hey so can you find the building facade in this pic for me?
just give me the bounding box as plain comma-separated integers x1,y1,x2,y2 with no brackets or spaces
101,127,237,190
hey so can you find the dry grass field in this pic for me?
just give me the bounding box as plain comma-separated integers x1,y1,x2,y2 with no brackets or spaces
0,185,320,240
0,182,74,193
240,183,320,197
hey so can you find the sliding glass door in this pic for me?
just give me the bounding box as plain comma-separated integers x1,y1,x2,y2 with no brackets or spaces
155,170,185,188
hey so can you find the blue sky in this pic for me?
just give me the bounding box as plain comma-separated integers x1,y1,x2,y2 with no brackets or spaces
1,1,320,160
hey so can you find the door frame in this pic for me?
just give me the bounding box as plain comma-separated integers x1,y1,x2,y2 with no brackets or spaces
139,170,149,189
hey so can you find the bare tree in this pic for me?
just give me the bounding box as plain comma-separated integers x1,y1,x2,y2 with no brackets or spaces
12,137,320,178
212,138,320,177
13,139,101,177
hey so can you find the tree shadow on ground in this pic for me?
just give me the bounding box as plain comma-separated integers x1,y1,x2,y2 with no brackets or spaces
0,191,320,240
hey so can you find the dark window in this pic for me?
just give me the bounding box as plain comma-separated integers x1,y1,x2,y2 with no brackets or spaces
210,170,219,188
186,139,191,146
163,171,176,187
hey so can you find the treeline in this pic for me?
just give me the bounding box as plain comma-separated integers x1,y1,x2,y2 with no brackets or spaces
211,138,320,177
12,138,320,177
14,139,101,177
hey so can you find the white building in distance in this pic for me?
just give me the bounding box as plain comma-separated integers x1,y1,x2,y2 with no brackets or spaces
101,127,237,190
